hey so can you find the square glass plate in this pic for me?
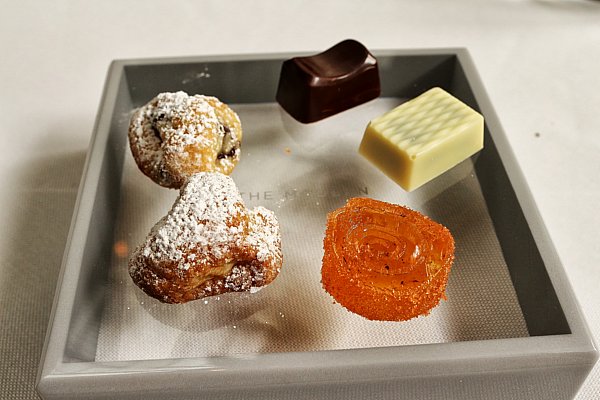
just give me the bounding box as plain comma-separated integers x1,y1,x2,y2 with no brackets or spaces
37,48,597,400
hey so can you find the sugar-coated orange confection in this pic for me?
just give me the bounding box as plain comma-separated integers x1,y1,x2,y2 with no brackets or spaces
321,198,455,321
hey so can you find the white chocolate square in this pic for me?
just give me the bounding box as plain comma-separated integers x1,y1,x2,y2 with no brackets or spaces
359,87,484,191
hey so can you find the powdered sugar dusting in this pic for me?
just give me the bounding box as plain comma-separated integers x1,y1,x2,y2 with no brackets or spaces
129,172,283,303
248,206,282,266
130,92,217,173
128,91,242,188
146,172,245,264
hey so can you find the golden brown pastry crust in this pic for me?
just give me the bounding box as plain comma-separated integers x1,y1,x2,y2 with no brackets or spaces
321,197,455,321
128,91,242,189
129,172,282,304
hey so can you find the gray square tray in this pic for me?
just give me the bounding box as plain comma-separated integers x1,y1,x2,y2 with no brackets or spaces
37,48,597,399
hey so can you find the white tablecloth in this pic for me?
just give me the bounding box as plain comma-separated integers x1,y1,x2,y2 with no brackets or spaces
1,1,598,399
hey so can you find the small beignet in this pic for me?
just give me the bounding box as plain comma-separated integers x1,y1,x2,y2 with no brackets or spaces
129,172,282,304
128,91,242,189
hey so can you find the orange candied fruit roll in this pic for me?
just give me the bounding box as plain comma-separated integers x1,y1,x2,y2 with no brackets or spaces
321,197,455,321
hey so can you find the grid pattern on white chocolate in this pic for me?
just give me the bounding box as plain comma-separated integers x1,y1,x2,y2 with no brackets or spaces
369,87,482,157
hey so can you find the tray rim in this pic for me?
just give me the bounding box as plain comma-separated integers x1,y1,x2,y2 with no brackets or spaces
37,47,598,396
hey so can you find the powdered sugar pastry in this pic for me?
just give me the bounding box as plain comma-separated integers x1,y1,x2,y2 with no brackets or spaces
128,91,242,189
129,172,282,304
